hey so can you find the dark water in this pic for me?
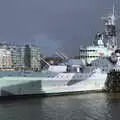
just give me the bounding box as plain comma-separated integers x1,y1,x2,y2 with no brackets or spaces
0,93,120,120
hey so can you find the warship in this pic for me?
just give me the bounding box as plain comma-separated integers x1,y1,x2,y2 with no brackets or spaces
0,2,119,97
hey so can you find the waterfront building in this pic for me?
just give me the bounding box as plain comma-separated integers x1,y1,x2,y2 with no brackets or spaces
24,45,31,69
28,45,41,71
13,44,41,71
8,45,25,69
0,48,12,69
0,43,41,71
15,46,25,69
14,44,41,71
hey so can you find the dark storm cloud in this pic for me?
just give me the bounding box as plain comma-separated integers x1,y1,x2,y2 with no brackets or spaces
0,0,115,56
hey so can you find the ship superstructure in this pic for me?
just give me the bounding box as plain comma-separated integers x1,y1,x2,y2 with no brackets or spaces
80,2,117,65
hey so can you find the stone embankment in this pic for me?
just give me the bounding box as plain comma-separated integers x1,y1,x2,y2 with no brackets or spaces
105,69,120,92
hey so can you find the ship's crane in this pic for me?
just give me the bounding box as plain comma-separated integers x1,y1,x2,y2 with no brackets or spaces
56,48,69,60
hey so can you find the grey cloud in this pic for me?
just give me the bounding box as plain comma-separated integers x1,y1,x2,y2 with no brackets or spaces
0,0,115,56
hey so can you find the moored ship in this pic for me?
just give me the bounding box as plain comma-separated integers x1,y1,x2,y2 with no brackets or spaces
0,2,119,97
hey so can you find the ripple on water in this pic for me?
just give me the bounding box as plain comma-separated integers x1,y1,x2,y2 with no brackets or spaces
0,93,119,120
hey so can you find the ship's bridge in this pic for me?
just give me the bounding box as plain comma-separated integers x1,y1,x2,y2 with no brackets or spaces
80,45,114,65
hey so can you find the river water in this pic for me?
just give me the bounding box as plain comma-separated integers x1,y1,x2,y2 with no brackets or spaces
0,93,120,120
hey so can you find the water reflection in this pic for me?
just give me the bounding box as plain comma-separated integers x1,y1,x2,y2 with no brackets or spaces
0,93,120,120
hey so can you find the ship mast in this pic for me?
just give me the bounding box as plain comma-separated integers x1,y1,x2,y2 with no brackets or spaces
111,0,116,47
102,0,117,49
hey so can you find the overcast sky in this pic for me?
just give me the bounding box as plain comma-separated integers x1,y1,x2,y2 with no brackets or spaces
0,0,118,56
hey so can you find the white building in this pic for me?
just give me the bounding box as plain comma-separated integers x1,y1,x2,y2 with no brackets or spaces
30,45,41,71
0,48,12,68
